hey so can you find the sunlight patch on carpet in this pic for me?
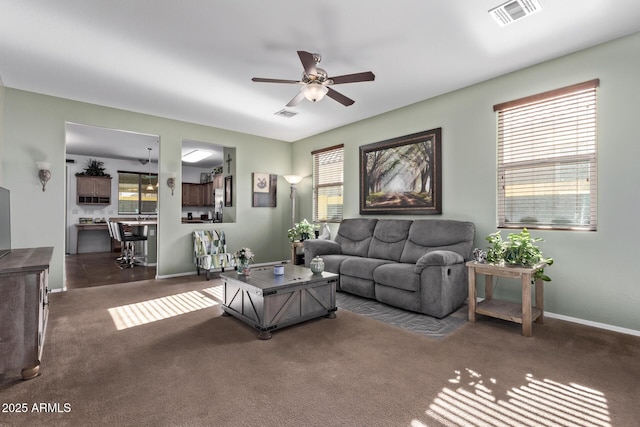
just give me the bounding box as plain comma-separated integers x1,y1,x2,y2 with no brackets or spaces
412,369,611,427
200,285,223,301
108,287,219,330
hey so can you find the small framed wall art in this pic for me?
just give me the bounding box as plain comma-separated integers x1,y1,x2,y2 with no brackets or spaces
252,173,277,207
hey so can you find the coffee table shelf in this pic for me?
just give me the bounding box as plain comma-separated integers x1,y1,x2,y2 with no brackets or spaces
220,264,338,340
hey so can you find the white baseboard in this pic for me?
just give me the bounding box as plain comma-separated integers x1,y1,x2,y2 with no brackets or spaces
545,311,640,337
472,297,640,337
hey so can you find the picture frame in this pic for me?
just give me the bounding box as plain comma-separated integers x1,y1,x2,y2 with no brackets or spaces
224,176,233,207
359,128,442,215
200,172,211,183
252,173,277,207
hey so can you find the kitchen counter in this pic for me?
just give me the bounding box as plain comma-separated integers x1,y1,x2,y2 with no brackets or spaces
73,219,157,259
74,223,109,254
119,220,158,226
181,219,218,224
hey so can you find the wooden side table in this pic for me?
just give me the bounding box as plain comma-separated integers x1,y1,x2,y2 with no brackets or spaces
466,261,547,337
291,241,304,265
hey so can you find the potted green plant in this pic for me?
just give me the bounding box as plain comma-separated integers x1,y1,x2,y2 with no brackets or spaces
485,228,553,281
75,159,110,177
287,219,318,242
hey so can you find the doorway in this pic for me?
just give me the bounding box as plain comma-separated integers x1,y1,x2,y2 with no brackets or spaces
65,122,160,289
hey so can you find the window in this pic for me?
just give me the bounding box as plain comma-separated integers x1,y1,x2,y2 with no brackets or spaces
312,144,344,223
494,79,599,231
118,172,158,215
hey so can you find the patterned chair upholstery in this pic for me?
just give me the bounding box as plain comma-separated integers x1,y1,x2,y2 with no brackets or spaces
193,230,234,280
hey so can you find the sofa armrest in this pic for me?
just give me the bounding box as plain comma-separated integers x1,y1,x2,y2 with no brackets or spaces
303,240,342,266
414,250,464,274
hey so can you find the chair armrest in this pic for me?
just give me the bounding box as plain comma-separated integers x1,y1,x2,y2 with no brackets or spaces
414,250,464,274
303,240,341,266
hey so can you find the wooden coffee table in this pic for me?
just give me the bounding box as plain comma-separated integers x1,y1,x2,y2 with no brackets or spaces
220,264,338,339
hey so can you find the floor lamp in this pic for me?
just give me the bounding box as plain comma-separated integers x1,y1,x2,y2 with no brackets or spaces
283,175,303,229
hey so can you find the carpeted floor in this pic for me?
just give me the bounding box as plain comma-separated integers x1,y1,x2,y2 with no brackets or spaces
1,277,639,427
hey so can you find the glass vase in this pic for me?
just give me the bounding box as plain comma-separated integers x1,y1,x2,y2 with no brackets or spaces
237,259,250,275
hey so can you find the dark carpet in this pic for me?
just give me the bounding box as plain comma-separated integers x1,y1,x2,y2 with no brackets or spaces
1,277,639,427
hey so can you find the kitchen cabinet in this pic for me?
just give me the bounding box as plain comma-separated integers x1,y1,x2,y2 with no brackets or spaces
77,176,112,204
182,183,203,207
182,182,216,207
203,182,215,207
212,174,223,188
0,247,52,379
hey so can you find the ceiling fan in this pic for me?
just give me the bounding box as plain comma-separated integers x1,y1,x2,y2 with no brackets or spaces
252,51,375,107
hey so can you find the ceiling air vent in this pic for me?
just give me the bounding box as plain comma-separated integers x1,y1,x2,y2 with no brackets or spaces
489,0,542,27
274,109,298,118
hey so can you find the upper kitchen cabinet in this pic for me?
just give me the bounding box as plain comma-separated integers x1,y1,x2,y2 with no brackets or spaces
77,176,112,204
182,183,203,207
181,181,216,207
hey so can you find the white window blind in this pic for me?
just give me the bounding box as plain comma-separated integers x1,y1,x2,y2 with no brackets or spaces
494,79,599,230
312,144,344,223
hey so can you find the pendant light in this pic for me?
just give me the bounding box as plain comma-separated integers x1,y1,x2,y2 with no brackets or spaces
145,148,154,191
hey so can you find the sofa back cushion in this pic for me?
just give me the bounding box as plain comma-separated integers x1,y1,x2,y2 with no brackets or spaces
335,218,378,257
400,220,475,263
368,219,412,262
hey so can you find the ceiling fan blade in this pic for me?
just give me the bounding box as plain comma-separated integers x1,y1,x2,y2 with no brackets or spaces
297,51,317,76
326,87,355,106
329,71,375,85
252,77,300,84
286,91,305,107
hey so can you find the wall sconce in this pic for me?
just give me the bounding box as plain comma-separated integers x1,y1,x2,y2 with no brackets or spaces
37,162,51,192
167,172,177,196
283,175,303,228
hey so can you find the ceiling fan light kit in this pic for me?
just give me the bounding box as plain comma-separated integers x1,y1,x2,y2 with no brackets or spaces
252,50,375,107
302,83,328,103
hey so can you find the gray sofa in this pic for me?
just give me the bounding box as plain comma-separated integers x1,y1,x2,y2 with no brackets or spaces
303,218,475,318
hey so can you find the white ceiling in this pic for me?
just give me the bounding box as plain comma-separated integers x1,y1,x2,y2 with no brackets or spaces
2,0,640,153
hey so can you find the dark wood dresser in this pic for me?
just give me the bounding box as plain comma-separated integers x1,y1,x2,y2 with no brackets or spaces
0,247,53,379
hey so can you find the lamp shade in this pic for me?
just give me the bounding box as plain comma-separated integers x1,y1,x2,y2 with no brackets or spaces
302,84,328,103
283,175,303,185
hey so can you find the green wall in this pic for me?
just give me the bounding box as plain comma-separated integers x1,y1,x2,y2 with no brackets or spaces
0,78,5,185
2,90,294,290
2,32,639,333
291,32,640,332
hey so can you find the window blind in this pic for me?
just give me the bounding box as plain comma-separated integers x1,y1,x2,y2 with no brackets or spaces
312,144,344,223
494,79,599,230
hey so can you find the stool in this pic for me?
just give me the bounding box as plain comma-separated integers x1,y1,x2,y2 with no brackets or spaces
117,222,147,268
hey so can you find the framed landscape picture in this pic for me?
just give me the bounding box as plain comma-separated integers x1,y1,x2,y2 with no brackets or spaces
252,173,277,207
359,128,442,215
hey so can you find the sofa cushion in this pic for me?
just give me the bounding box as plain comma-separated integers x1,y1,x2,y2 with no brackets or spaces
373,263,420,292
320,254,356,275
368,219,412,262
340,257,391,280
400,220,475,263
340,275,376,299
334,218,378,257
